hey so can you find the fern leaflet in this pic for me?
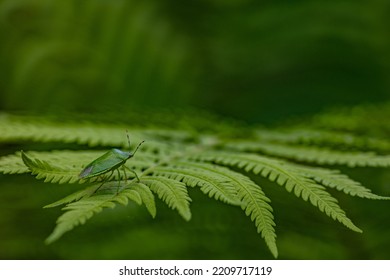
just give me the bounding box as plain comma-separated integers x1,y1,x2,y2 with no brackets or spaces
169,160,278,257
255,128,390,152
152,164,241,205
45,182,153,244
46,193,119,244
290,165,390,200
44,185,102,208
141,176,192,221
195,151,362,233
224,141,390,167
21,151,81,184
0,152,29,174
129,182,157,218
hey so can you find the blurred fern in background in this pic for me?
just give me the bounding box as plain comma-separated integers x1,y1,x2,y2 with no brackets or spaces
0,0,198,114
1,0,389,120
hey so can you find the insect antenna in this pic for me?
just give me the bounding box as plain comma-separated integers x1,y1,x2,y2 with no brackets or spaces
126,129,131,149
126,130,144,155
133,140,145,156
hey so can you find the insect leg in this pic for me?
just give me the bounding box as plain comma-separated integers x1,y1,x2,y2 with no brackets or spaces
116,169,121,193
122,165,128,184
94,181,106,194
93,170,114,194
123,165,140,182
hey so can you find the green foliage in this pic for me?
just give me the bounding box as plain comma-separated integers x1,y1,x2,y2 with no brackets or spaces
45,182,153,244
2,0,389,124
0,0,197,113
0,110,390,258
311,102,390,137
141,176,191,221
224,141,390,167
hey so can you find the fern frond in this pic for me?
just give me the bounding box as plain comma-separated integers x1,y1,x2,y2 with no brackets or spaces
291,165,390,200
255,128,390,152
21,151,80,184
196,151,362,233
17,150,160,182
128,182,157,218
152,164,241,205
234,174,278,258
224,141,390,167
115,188,143,206
312,103,390,135
46,193,119,244
141,176,192,221
45,182,152,243
170,160,278,257
0,114,192,150
2,111,389,258
44,185,101,208
0,152,29,174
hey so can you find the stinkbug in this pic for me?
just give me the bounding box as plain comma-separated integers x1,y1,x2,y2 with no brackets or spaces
79,132,144,191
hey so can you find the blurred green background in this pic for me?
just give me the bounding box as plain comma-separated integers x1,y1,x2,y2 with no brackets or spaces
0,0,389,259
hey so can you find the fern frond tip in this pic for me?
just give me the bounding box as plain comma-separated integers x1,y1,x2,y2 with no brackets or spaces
266,239,278,259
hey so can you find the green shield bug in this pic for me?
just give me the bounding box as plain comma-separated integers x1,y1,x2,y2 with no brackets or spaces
79,132,144,192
